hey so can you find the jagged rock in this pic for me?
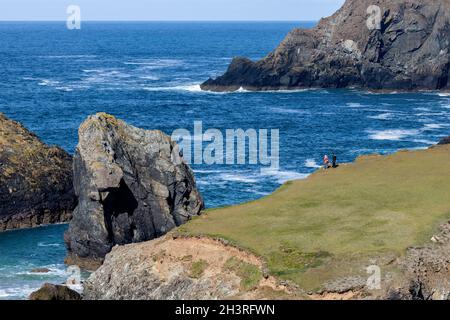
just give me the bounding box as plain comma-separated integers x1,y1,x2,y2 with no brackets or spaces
64,113,204,270
83,236,293,300
0,113,75,231
30,268,51,274
202,0,450,92
438,136,450,145
29,283,81,300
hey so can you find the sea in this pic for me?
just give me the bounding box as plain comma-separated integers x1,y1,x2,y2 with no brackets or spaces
0,21,449,299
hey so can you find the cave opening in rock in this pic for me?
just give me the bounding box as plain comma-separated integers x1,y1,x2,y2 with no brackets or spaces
102,179,138,245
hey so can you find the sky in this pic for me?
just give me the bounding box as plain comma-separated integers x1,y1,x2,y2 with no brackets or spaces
0,0,345,21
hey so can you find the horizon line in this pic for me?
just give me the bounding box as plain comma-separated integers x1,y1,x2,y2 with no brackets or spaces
0,19,318,23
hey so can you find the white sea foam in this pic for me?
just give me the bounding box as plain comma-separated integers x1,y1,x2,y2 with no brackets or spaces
368,113,394,120
271,107,309,115
438,93,450,97
38,79,59,86
305,159,321,168
124,59,183,69
260,169,309,184
346,102,363,108
218,173,259,184
368,129,420,141
412,139,438,145
143,84,202,92
423,123,446,130
0,286,37,299
37,242,61,247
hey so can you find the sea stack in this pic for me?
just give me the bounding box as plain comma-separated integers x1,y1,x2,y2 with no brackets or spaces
64,113,204,269
0,113,75,231
201,0,450,92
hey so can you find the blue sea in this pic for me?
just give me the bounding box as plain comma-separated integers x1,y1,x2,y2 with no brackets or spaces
0,22,449,299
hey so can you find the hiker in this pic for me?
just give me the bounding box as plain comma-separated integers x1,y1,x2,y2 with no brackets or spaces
323,155,330,169
332,154,337,168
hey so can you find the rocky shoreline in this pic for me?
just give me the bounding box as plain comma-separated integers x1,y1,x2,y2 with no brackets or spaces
201,0,450,92
4,111,445,300
0,113,76,232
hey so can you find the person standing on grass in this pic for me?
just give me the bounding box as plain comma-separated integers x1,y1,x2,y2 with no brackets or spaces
332,154,337,168
323,155,330,169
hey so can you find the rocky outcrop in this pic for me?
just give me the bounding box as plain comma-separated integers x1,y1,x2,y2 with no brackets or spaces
385,221,450,300
0,113,75,231
202,0,450,92
438,136,450,145
65,113,203,270
29,283,82,300
84,235,294,300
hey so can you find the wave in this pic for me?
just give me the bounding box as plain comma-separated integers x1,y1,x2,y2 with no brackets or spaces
123,59,183,69
438,93,450,97
218,173,259,184
271,107,309,115
305,159,321,168
367,113,394,120
37,242,61,247
412,139,438,145
423,123,446,130
367,129,420,141
143,84,202,92
38,79,60,86
346,102,363,108
0,286,37,299
260,169,309,184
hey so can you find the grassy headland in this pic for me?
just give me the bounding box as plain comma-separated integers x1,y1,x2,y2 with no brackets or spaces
179,144,450,291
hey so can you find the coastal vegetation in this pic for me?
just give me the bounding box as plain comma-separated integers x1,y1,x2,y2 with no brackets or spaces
179,144,450,291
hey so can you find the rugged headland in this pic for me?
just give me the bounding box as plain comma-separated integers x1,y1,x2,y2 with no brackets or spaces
201,0,450,92
83,142,450,300
64,113,204,270
0,113,75,231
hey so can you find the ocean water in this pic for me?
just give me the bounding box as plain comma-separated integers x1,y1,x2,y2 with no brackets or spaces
0,22,449,299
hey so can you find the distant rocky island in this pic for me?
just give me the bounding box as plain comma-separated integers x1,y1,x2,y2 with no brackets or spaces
202,0,450,92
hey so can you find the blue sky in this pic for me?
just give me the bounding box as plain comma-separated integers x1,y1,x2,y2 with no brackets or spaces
0,0,345,21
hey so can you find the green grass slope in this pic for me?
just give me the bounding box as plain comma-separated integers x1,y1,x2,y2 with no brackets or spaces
179,145,450,291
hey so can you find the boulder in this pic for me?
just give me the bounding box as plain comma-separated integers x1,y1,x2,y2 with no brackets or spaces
29,283,81,300
0,113,76,231
202,0,450,92
64,113,204,270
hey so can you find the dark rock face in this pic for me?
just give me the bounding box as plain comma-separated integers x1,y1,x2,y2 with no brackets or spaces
202,0,450,92
438,136,450,145
65,113,204,269
29,283,82,300
0,113,76,231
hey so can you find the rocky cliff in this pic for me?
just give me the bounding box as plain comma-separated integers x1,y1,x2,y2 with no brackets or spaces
65,113,204,270
0,113,75,231
84,235,295,300
202,0,450,92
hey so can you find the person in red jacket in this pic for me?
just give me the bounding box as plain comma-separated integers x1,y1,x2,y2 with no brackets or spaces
323,155,330,169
